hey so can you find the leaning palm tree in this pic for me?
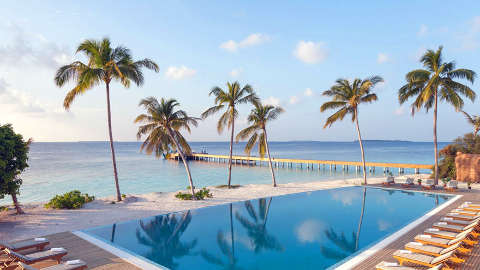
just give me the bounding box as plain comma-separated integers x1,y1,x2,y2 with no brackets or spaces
201,82,258,188
135,97,199,197
320,76,383,185
236,102,284,187
461,111,480,136
399,46,476,184
54,38,159,201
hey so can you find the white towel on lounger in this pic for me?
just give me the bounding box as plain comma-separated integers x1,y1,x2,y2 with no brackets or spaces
34,238,46,241
50,248,67,252
383,262,398,266
66,260,83,265
399,250,412,254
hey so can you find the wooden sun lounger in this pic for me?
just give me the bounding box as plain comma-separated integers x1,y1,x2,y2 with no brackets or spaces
2,248,68,268
433,221,480,234
376,261,443,270
445,212,480,221
0,239,49,253
393,250,462,268
441,217,480,227
405,241,471,257
415,233,477,248
462,202,480,209
18,260,88,270
423,228,478,243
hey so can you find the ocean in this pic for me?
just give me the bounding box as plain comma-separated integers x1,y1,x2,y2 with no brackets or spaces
1,141,449,204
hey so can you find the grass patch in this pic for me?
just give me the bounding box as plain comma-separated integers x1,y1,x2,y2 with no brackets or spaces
215,184,242,189
45,190,95,209
176,188,213,200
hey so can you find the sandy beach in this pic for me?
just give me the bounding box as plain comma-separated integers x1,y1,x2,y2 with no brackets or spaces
0,176,403,242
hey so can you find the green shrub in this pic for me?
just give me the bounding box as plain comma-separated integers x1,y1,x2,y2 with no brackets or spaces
45,190,95,209
175,188,213,200
215,184,241,189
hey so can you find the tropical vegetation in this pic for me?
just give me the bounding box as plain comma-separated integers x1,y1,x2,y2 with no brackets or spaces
436,133,480,179
45,190,94,209
320,76,383,185
461,111,480,136
0,124,31,214
202,82,258,188
135,97,199,198
236,102,284,187
55,37,159,201
398,46,476,184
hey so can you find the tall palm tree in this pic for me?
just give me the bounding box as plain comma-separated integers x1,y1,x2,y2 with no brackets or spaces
236,102,284,187
320,76,383,185
201,82,258,188
461,111,480,136
135,97,199,197
54,38,159,201
399,46,476,184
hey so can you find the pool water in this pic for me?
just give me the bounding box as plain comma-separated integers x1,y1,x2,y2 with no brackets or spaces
83,187,451,270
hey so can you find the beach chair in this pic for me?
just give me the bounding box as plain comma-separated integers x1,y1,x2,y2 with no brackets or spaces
433,220,480,235
422,179,435,190
18,260,87,270
376,261,444,270
0,238,49,253
444,212,480,221
2,248,67,268
383,176,395,186
440,217,480,227
401,178,414,188
462,202,480,209
445,180,458,191
405,241,471,257
392,250,463,268
423,228,479,242
414,231,477,248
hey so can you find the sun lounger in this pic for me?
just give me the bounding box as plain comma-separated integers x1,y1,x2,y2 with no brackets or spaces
401,178,415,188
0,238,49,253
433,220,480,234
441,217,480,227
422,179,435,190
450,209,479,216
415,231,477,247
445,180,458,191
445,212,480,221
424,228,478,242
393,250,463,268
462,202,480,209
383,176,395,186
405,241,470,257
2,248,68,267
18,260,87,270
376,261,443,270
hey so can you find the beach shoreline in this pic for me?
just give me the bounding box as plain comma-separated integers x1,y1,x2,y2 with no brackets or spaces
1,175,426,242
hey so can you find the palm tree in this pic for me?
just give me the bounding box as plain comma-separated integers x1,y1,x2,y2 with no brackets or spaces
399,46,476,184
135,211,197,269
236,102,284,187
54,38,159,201
135,97,199,197
320,76,383,185
201,82,258,188
461,111,480,136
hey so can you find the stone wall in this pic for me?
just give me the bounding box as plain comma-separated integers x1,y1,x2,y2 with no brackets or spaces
455,152,480,183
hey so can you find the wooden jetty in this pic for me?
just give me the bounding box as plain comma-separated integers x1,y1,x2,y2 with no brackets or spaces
170,153,432,174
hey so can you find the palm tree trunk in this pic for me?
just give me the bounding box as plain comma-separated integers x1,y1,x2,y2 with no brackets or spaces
263,197,272,227
105,82,122,202
229,204,235,258
355,187,366,251
433,91,439,185
263,129,277,187
227,114,235,188
11,192,24,214
167,128,196,197
354,108,368,185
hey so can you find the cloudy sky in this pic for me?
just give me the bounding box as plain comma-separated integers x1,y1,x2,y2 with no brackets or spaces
1,1,479,142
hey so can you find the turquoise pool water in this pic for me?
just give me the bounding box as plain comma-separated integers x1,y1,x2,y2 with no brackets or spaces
83,187,451,270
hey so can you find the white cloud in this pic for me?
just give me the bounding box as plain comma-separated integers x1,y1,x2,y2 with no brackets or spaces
289,95,299,104
417,24,428,37
220,33,270,52
377,53,389,64
377,219,392,231
304,88,315,97
394,106,405,116
293,41,328,64
263,96,281,107
461,16,480,50
331,189,361,206
295,219,325,243
230,68,242,77
165,66,197,80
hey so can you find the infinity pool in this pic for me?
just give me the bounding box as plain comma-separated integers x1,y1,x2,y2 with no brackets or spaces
83,187,451,269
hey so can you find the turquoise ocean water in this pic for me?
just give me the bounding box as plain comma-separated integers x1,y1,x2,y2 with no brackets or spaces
1,141,448,204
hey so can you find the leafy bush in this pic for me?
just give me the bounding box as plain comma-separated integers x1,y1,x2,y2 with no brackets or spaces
215,184,241,189
45,190,94,209
175,188,213,200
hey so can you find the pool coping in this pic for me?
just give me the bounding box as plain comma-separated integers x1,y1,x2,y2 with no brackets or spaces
332,190,463,269
72,230,168,270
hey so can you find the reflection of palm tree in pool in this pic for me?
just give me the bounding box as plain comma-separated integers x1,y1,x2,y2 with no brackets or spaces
235,198,283,253
135,211,197,269
321,188,367,259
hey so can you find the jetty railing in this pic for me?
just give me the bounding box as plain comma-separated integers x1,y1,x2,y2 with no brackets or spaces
170,153,432,174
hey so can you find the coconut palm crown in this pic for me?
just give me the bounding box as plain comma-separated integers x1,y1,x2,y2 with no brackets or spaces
320,76,383,185
236,102,284,186
135,97,199,197
54,38,159,201
461,111,480,136
398,46,476,184
201,81,259,188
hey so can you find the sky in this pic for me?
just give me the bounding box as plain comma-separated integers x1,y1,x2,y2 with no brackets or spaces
0,1,479,142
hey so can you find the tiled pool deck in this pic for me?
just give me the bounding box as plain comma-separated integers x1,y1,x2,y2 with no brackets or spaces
36,186,479,270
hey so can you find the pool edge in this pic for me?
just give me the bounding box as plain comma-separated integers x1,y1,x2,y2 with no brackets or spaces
332,192,463,270
72,230,169,270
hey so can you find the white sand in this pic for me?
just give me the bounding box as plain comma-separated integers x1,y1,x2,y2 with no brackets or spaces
1,175,426,242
